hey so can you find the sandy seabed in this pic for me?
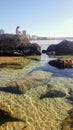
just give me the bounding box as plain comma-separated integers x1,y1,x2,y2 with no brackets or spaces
0,65,73,130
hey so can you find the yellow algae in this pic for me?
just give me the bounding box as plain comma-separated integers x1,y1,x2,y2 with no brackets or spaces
0,55,40,70
0,56,31,69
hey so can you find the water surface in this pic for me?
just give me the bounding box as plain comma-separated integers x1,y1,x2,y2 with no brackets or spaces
0,40,73,130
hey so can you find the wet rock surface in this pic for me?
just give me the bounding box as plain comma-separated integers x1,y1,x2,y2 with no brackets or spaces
49,58,73,69
40,89,66,99
67,88,73,103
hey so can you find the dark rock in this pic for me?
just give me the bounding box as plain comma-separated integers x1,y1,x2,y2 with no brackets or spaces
0,85,23,94
46,40,73,55
0,103,24,126
0,34,41,56
31,43,41,55
67,88,73,103
0,34,29,54
49,58,73,69
42,50,46,53
61,108,73,130
46,51,55,55
20,43,41,55
40,89,66,99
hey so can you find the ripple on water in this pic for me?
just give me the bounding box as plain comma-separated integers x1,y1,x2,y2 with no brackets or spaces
0,54,73,129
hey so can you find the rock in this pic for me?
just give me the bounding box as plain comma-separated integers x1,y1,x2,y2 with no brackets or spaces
0,34,41,56
0,34,29,55
46,51,55,55
42,49,55,55
13,71,50,94
19,43,41,55
67,88,73,103
0,85,24,94
46,40,73,55
31,43,41,55
42,50,46,53
40,89,66,99
0,103,24,126
61,108,73,130
49,58,73,69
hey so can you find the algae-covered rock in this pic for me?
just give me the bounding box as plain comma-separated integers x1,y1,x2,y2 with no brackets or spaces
49,58,73,69
0,103,25,126
40,88,66,99
0,56,32,69
0,34,29,55
46,40,73,55
19,43,41,55
0,85,24,94
61,108,73,130
0,34,41,55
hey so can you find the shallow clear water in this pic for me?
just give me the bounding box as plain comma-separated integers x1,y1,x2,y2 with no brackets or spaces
30,40,73,79
0,40,73,130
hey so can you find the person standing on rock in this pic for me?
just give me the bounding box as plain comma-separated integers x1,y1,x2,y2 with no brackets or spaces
16,26,21,35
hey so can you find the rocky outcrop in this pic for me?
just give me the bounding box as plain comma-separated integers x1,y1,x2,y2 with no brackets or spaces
19,43,41,55
49,58,73,69
0,34,41,55
46,40,73,55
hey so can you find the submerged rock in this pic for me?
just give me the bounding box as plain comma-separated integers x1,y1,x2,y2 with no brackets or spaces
61,108,73,130
67,88,73,103
40,89,66,99
0,103,25,126
0,85,24,94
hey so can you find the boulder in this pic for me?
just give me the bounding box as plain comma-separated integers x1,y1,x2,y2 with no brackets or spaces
42,50,46,53
49,58,73,69
19,43,41,55
46,40,73,55
0,34,41,55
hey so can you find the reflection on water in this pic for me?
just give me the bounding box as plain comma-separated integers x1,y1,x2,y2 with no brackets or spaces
30,62,73,78
41,53,49,62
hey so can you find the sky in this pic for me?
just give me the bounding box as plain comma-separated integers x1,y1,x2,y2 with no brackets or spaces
0,0,73,37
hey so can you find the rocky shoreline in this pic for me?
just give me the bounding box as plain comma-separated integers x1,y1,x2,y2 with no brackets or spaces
0,38,73,129
43,40,73,55
0,34,41,56
42,40,73,69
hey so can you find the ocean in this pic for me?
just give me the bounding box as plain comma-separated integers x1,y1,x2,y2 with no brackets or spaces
0,39,73,130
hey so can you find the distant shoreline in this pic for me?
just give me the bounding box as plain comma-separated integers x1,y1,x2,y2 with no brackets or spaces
30,38,73,44
30,37,73,41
